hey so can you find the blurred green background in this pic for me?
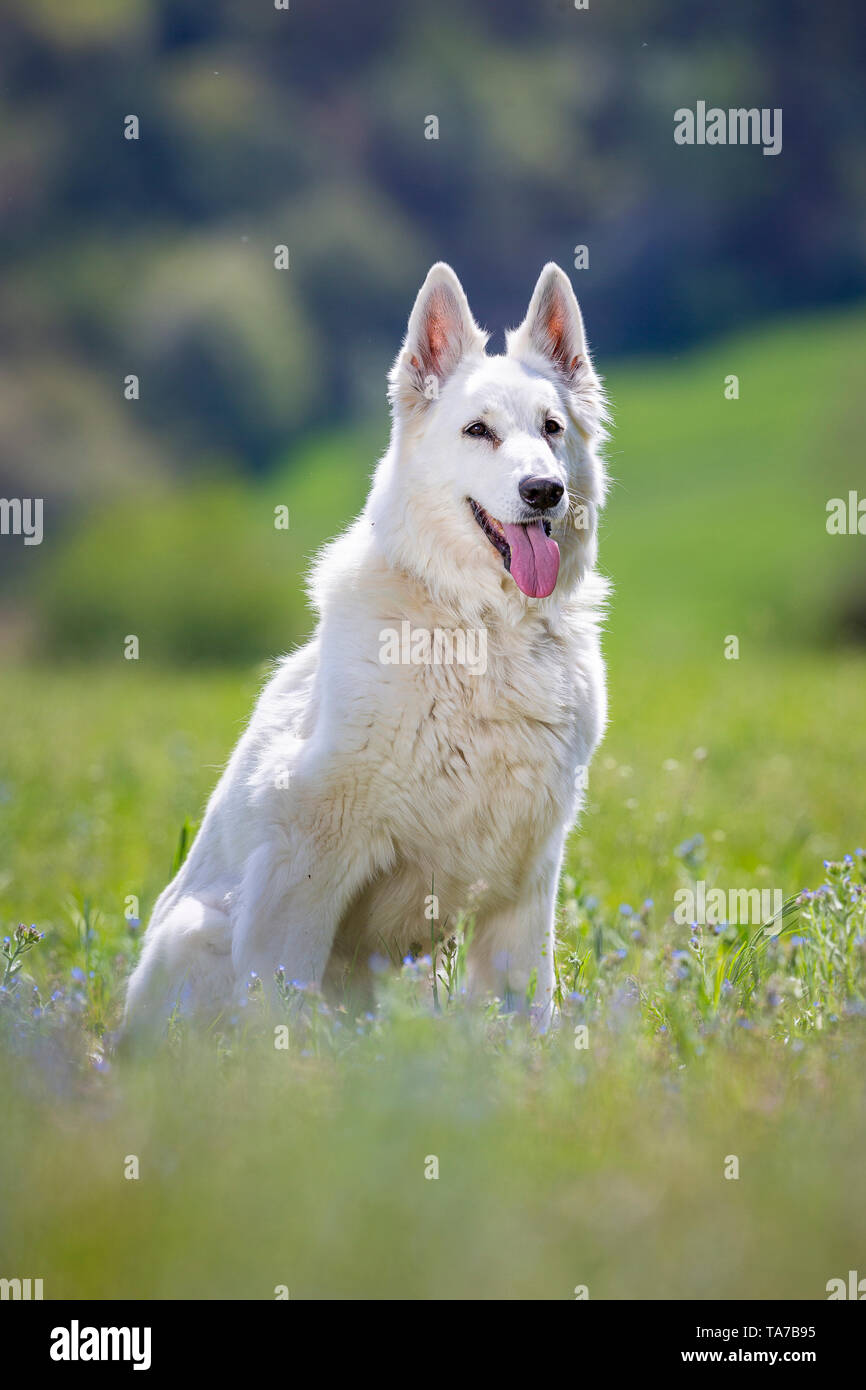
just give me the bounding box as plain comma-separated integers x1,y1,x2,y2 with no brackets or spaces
1,0,865,668
1,0,866,1303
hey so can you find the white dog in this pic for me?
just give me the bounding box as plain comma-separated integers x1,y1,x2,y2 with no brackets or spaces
124,263,608,1037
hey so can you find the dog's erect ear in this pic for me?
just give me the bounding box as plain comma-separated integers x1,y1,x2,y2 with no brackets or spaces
506,263,589,386
388,263,487,414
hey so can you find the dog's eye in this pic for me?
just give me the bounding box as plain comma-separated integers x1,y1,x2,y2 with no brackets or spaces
544,418,563,437
464,421,492,440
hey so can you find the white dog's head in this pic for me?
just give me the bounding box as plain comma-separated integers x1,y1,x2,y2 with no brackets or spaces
370,262,607,615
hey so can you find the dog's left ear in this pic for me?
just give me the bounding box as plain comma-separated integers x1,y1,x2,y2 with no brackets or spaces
507,263,590,386
389,262,487,415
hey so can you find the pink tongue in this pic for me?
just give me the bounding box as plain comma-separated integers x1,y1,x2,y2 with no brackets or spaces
502,521,560,598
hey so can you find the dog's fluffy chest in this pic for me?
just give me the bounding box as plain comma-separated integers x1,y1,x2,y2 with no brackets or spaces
318,607,602,948
361,608,599,877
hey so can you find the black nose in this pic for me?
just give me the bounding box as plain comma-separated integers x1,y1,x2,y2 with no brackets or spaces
518,475,564,510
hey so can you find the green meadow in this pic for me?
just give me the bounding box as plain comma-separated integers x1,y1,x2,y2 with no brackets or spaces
1,306,865,1299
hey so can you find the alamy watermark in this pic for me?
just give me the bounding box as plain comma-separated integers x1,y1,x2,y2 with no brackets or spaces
379,620,487,676
827,1269,866,1299
50,1321,152,1370
674,103,782,157
1,1276,43,1299
826,491,865,535
674,881,783,926
0,498,43,545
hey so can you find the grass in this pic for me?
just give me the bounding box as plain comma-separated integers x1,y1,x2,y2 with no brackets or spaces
2,304,866,1299
1,650,864,1298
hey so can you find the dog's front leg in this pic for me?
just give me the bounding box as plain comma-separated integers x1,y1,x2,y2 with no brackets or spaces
231,776,385,1000
468,831,566,1030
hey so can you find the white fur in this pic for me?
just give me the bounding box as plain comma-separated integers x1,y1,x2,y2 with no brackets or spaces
124,263,609,1037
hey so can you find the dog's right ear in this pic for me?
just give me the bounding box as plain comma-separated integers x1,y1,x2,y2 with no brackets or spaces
506,263,591,387
388,263,487,415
